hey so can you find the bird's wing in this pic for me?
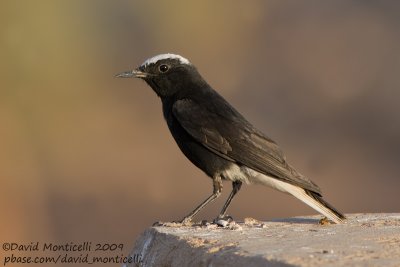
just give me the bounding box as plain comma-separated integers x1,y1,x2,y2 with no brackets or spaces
172,99,321,194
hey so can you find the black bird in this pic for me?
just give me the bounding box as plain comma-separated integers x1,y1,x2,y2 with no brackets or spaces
117,53,346,224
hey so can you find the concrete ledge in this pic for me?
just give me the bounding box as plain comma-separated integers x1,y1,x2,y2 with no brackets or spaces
125,214,400,267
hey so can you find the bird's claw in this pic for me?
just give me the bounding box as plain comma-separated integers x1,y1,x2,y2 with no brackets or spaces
179,217,193,226
214,215,233,227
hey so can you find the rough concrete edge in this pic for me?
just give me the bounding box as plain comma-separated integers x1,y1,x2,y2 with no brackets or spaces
124,227,294,267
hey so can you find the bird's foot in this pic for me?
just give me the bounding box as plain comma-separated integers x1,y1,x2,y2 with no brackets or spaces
212,215,243,230
179,217,194,226
213,215,233,227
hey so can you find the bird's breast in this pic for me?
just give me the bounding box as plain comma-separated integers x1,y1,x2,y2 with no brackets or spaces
161,101,236,178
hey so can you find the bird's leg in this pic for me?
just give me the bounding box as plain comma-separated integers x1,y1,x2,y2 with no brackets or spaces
180,176,223,224
217,181,242,220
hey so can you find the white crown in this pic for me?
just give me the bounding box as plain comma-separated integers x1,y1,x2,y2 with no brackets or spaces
141,53,190,67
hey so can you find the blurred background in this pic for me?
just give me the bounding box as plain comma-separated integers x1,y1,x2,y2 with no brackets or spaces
1,1,399,266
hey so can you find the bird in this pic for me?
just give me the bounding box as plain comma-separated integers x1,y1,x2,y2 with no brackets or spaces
116,53,346,224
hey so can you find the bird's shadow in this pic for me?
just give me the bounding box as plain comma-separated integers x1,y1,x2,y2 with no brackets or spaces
267,217,320,224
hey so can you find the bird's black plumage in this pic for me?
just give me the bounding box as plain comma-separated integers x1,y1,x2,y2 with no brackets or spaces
117,53,345,224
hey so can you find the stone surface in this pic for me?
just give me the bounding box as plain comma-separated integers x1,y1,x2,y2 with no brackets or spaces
125,214,400,267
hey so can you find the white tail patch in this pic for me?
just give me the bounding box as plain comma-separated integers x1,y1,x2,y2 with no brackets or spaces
251,170,344,224
221,164,344,224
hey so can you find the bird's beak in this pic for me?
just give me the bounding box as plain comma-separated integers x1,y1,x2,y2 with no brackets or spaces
115,69,147,78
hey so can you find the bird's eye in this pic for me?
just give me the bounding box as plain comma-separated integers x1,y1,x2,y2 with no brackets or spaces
159,64,169,73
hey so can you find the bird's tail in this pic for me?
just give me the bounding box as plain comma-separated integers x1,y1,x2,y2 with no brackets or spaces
252,171,346,223
303,189,346,223
286,185,346,224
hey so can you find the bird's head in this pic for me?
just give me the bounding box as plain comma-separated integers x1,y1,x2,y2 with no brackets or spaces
116,53,203,98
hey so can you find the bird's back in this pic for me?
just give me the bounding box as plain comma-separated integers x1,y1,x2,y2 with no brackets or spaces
162,81,321,194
